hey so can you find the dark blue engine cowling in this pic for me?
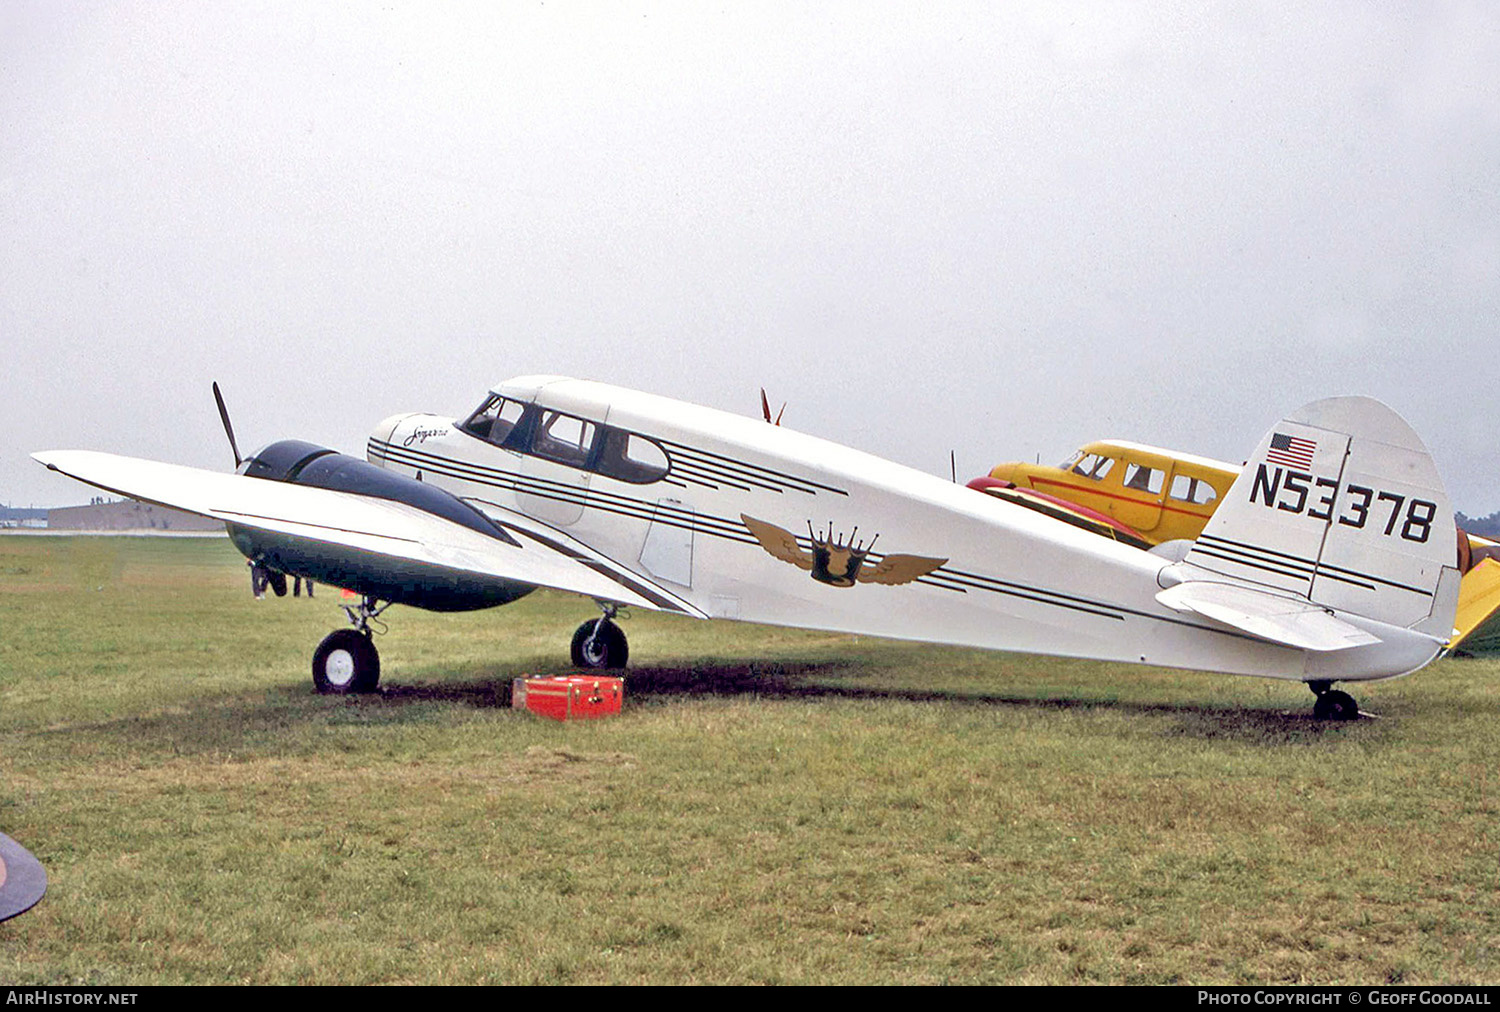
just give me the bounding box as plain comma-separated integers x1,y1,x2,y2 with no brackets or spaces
227,439,535,612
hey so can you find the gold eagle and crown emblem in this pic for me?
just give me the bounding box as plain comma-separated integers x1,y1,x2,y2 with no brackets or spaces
740,514,946,588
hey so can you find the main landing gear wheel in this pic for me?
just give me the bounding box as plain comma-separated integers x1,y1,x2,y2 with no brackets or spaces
313,628,381,694
572,618,628,669
1309,682,1360,721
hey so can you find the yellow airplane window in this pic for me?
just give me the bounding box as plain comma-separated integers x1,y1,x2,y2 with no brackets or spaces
1123,464,1163,494
1170,474,1218,505
1071,454,1115,481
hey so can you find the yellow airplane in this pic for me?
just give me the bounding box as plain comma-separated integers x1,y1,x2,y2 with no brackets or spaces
983,439,1500,655
986,440,1239,546
1455,539,1500,655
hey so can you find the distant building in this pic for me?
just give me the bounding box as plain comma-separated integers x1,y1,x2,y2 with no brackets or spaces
46,500,223,532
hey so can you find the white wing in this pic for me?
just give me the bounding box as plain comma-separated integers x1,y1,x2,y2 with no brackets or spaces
33,450,686,613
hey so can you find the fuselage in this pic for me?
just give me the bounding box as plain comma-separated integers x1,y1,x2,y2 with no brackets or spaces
359,376,1442,683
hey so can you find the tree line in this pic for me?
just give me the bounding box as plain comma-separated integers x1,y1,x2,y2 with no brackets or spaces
1458,511,1500,539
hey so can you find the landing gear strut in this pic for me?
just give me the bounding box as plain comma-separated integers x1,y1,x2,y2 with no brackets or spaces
571,604,629,669
1308,680,1361,721
312,595,389,694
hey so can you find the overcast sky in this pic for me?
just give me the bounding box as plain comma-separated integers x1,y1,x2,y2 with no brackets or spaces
3,2,1496,515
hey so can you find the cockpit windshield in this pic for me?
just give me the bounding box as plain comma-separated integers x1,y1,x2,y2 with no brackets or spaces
1065,452,1115,481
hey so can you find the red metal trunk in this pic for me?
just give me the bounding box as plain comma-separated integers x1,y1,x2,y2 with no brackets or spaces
513,676,624,721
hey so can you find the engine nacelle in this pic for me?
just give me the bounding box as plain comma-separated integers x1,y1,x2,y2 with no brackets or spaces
227,439,535,612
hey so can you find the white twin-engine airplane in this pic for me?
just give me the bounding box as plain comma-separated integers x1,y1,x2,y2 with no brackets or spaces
34,376,1462,720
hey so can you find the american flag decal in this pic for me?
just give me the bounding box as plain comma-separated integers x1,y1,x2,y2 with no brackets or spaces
1267,432,1316,469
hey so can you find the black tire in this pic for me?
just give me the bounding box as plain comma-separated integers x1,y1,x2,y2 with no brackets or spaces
267,570,288,598
571,619,628,669
312,629,381,694
1313,689,1359,721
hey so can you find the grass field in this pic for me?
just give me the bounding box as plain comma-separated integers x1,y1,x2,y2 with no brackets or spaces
1,535,1497,985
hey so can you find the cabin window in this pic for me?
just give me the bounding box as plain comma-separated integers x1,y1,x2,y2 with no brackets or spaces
595,429,670,484
459,396,527,448
1069,453,1115,481
1122,463,1164,494
1170,474,1218,505
531,410,598,467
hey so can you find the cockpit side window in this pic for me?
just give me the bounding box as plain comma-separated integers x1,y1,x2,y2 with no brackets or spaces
595,429,670,484
459,395,501,440
459,395,528,449
531,410,598,468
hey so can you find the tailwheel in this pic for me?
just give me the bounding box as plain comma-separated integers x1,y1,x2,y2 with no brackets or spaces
1309,682,1360,721
313,629,380,694
571,613,629,670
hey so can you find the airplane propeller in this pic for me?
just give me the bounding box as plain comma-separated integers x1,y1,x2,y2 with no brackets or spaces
213,380,288,598
213,381,244,468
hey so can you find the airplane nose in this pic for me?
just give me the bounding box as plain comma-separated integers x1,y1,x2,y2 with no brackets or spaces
988,462,1020,484
370,412,460,462
368,413,430,466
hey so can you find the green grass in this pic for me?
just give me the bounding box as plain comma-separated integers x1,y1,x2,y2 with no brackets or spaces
1,535,1498,984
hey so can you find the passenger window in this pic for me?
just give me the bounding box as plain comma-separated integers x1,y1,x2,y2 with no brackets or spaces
531,410,597,467
595,429,669,484
1170,474,1218,505
1123,464,1164,494
1071,454,1114,481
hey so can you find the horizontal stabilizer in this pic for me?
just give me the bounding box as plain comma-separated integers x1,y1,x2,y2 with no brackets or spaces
1156,580,1381,652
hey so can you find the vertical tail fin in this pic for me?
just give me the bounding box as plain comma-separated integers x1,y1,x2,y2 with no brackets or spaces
1184,396,1460,638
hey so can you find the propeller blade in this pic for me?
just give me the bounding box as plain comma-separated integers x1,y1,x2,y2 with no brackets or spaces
213,381,243,467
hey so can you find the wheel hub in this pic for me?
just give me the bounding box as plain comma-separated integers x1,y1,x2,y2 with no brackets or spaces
324,648,356,687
